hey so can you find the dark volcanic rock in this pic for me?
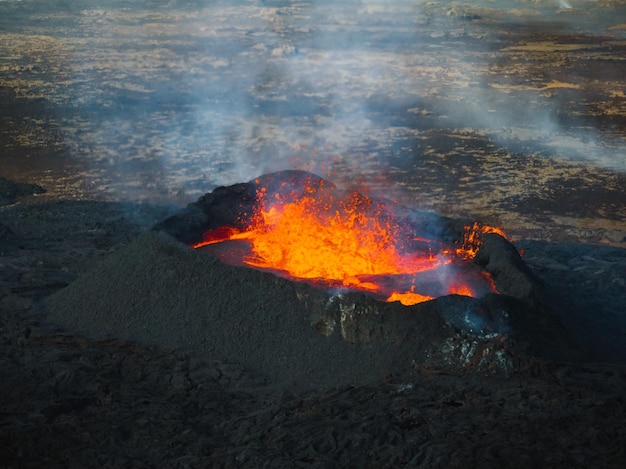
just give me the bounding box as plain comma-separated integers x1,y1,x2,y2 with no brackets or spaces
152,170,332,244
0,177,45,206
475,233,543,305
44,230,528,389
0,222,15,239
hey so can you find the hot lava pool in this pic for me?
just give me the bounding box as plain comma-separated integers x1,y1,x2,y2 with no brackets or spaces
167,170,509,306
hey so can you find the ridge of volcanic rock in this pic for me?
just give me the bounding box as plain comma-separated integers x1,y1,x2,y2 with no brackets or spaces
152,170,332,244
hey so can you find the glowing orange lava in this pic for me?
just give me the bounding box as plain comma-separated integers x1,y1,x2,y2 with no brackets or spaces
192,183,505,306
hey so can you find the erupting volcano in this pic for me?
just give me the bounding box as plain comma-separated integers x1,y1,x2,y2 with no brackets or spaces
188,171,506,306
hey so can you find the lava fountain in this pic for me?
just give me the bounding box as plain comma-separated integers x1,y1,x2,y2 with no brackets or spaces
189,171,506,305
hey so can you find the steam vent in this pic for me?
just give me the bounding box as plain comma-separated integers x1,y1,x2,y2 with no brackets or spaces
46,171,575,389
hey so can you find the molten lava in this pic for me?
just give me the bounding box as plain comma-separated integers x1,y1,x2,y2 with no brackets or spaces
192,179,504,306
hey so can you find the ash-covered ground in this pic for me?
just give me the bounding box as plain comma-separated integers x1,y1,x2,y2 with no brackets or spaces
1,0,625,467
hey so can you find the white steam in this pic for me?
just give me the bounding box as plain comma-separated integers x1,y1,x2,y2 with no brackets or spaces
40,0,625,204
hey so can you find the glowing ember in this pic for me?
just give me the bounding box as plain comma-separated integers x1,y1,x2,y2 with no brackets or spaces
192,179,505,305
386,288,434,306
455,222,508,259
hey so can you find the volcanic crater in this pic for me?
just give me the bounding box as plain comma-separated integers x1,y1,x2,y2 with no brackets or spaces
46,170,575,389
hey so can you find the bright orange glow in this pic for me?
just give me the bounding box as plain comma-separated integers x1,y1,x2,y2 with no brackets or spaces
193,226,247,246
448,284,475,297
386,285,435,306
192,182,504,306
455,222,507,259
244,193,445,282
